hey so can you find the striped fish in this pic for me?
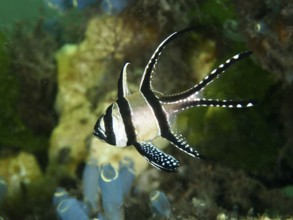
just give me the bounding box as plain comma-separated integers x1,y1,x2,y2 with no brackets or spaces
93,28,255,172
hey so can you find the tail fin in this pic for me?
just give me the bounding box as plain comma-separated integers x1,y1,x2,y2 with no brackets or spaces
160,51,252,104
168,98,256,114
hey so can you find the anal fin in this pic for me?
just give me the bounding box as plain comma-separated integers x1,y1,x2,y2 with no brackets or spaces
163,132,205,159
133,142,180,172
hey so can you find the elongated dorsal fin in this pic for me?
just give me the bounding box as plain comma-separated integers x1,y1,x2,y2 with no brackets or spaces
117,62,131,98
139,27,196,93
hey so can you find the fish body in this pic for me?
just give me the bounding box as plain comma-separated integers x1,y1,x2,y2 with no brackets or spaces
93,28,255,172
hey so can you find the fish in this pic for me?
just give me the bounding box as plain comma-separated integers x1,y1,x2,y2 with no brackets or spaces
93,27,255,172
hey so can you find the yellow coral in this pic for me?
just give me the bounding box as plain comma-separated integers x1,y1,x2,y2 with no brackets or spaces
48,15,159,176
0,152,42,195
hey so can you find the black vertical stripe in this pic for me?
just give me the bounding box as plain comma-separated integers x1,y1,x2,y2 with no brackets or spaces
142,91,170,137
104,104,116,145
116,98,136,145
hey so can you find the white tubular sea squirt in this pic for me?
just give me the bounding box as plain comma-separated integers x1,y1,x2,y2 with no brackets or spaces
119,157,135,199
98,163,124,220
57,198,89,220
149,190,172,218
82,158,100,213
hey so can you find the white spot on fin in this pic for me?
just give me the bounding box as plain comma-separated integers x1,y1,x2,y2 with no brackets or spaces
233,54,240,59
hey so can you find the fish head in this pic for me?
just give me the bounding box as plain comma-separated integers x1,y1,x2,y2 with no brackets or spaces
93,103,128,147
93,113,108,143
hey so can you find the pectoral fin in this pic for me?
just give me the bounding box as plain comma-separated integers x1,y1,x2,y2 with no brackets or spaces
133,142,180,172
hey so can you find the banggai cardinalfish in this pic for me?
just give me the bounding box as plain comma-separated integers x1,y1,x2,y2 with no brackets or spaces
93,27,255,172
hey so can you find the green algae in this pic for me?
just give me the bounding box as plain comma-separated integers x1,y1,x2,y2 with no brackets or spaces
0,32,23,148
200,0,236,25
0,31,51,161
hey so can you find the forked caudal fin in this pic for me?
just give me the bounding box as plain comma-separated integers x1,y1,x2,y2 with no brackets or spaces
165,98,257,114
160,51,253,103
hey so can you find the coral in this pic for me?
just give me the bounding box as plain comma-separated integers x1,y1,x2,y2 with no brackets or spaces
9,20,58,137
81,16,131,60
234,0,293,82
1,176,57,220
126,1,184,29
0,22,57,171
48,15,161,177
48,39,102,176
101,0,130,14
0,152,42,195
158,159,293,219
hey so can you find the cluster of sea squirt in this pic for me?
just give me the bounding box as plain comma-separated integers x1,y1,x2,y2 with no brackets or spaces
53,158,172,219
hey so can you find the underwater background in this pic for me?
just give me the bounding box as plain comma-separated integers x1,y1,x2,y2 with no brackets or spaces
0,0,293,219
